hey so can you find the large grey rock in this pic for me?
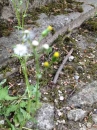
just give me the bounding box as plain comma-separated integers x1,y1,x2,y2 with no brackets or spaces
36,103,54,130
1,6,14,20
0,0,9,15
68,81,97,107
92,114,97,124
26,103,54,130
67,109,87,121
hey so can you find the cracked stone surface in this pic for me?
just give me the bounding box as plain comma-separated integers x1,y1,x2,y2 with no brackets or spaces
68,81,97,107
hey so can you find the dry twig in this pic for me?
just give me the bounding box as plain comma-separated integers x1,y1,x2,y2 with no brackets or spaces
53,48,73,84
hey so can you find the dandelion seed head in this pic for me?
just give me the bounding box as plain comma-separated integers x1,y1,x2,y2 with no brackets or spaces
13,44,28,57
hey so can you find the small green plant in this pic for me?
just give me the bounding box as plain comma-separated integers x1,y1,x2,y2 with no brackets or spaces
0,26,60,130
11,0,29,29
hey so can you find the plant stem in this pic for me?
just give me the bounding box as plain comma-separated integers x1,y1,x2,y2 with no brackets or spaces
33,48,40,106
20,57,30,98
12,0,21,27
22,0,29,28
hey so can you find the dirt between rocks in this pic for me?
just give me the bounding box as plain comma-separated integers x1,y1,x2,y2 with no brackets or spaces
0,0,97,130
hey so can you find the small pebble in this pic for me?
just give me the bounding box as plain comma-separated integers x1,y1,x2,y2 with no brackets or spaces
86,122,92,128
58,111,63,116
61,119,66,124
59,96,64,101
58,90,62,94
77,66,84,73
69,55,74,62
74,75,79,80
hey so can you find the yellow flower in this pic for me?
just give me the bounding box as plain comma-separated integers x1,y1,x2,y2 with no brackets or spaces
47,26,53,31
43,61,49,67
53,52,60,58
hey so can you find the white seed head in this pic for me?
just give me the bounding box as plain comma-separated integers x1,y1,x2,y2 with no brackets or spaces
42,44,49,50
22,30,35,42
13,44,28,57
32,40,39,46
24,30,30,34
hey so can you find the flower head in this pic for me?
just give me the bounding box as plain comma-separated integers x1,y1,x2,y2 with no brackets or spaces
53,52,60,58
22,29,35,42
13,44,28,57
42,44,49,50
43,61,49,67
41,26,53,37
47,26,53,31
24,30,30,34
32,40,39,46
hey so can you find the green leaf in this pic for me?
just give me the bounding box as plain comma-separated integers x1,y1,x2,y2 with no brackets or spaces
19,101,27,108
16,110,24,123
5,104,18,116
20,108,31,120
45,47,52,55
0,86,17,101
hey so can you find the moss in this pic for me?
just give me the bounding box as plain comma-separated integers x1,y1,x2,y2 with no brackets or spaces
2,67,11,77
66,0,74,3
0,20,11,37
76,6,83,13
27,0,83,22
81,17,97,31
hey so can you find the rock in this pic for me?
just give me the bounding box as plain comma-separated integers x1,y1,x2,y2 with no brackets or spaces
67,109,87,121
26,121,34,129
86,122,92,128
68,55,74,61
25,103,54,130
68,81,97,107
1,6,14,20
92,114,97,124
79,123,87,130
36,103,54,130
77,66,84,73
0,0,9,16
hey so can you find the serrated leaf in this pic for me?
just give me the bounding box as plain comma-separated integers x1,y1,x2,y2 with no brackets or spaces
5,104,18,116
0,86,17,101
20,108,31,120
16,110,24,123
19,101,27,108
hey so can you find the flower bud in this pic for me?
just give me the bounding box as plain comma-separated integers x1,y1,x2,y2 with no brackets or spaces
47,26,53,31
43,61,49,67
42,44,49,50
32,40,39,46
42,29,49,37
53,52,60,58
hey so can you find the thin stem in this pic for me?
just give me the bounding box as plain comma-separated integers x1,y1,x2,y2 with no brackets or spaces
33,48,40,106
20,57,30,98
12,0,21,27
22,0,29,28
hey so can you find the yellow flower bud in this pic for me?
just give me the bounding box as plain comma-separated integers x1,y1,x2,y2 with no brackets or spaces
43,61,49,67
47,26,53,31
53,52,60,58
